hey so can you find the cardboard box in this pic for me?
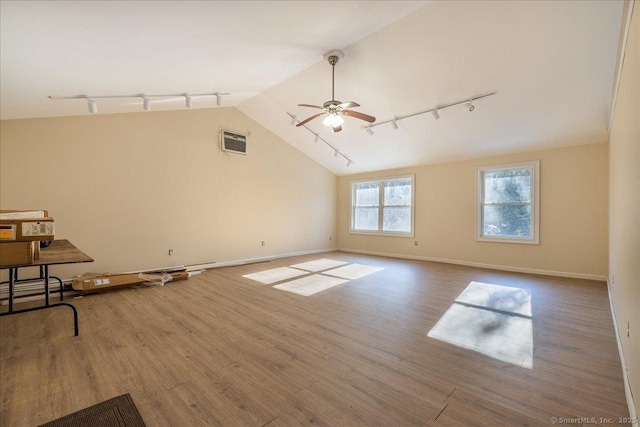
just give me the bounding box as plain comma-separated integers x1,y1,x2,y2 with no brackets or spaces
72,273,148,294
72,271,188,294
0,241,36,267
0,210,49,219
0,217,55,242
169,271,189,282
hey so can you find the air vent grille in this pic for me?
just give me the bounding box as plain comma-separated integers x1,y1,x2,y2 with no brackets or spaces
220,129,248,155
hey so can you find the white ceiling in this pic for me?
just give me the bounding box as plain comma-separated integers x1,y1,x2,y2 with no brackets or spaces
0,1,624,175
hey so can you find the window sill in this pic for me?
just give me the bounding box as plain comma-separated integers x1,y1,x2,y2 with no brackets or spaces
350,230,415,238
476,236,539,245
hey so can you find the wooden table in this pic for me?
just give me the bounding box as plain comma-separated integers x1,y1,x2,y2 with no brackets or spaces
0,239,93,336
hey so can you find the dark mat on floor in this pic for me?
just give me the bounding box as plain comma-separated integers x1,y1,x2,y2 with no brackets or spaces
38,393,146,427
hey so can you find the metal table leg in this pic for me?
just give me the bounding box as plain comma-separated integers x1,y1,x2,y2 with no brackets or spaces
0,266,79,337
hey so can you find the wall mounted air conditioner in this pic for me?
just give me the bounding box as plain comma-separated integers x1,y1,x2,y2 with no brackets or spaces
220,129,248,155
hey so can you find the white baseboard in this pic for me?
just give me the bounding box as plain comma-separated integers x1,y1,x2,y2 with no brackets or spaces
187,247,338,271
338,248,607,281
607,281,638,426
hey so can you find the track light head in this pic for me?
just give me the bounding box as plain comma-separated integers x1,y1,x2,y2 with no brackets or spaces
466,100,475,112
314,134,319,142
392,119,398,130
142,96,151,111
366,126,374,135
432,109,440,120
334,149,339,157
87,98,97,114
347,160,353,167
185,95,193,108
290,115,297,126
213,92,230,106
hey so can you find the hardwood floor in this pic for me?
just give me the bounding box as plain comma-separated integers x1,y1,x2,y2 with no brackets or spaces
0,252,630,426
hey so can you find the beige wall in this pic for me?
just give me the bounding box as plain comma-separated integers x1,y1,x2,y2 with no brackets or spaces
609,2,639,419
337,142,609,279
0,108,337,278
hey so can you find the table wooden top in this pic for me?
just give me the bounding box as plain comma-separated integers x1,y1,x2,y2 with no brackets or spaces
1,239,94,269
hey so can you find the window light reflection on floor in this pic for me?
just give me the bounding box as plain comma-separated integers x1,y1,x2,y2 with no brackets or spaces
322,263,384,280
455,281,532,317
273,274,349,297
428,282,534,369
290,258,349,272
242,259,385,296
242,267,307,284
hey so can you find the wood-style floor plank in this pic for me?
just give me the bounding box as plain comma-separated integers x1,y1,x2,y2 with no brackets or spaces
0,252,629,426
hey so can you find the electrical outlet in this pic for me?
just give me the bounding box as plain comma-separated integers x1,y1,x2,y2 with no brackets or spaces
627,322,630,338
414,241,418,246
329,236,332,241
261,241,265,246
168,249,174,255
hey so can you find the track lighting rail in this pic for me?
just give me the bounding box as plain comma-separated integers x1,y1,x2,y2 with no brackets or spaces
49,92,231,113
287,112,354,167
363,91,496,133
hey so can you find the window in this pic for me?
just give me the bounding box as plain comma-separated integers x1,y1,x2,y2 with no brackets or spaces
477,161,539,244
351,175,414,236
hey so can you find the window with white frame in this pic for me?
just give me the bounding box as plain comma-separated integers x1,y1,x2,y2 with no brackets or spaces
477,161,539,244
351,175,414,236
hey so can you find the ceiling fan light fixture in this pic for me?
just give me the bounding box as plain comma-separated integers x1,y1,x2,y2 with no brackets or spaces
322,113,344,128
87,98,97,114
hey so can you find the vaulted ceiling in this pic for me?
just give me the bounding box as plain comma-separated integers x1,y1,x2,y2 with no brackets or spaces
0,1,624,175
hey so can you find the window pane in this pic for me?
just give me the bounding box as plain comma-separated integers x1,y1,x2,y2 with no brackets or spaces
483,204,531,237
355,183,379,207
484,169,531,203
384,180,412,206
354,207,379,230
383,207,411,232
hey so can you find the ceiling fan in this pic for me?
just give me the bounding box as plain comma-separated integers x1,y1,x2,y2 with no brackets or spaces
296,50,375,133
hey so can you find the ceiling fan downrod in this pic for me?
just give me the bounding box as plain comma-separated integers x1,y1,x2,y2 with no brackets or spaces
328,55,339,102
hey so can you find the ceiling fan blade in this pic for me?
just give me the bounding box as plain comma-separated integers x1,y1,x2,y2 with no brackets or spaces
338,101,360,109
332,125,342,133
342,110,376,123
296,112,325,126
298,104,323,109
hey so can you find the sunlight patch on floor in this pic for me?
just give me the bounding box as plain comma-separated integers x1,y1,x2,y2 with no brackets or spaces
322,263,384,280
242,267,308,284
428,304,533,368
244,259,384,297
428,282,534,368
455,281,532,317
290,258,349,272
273,275,349,297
